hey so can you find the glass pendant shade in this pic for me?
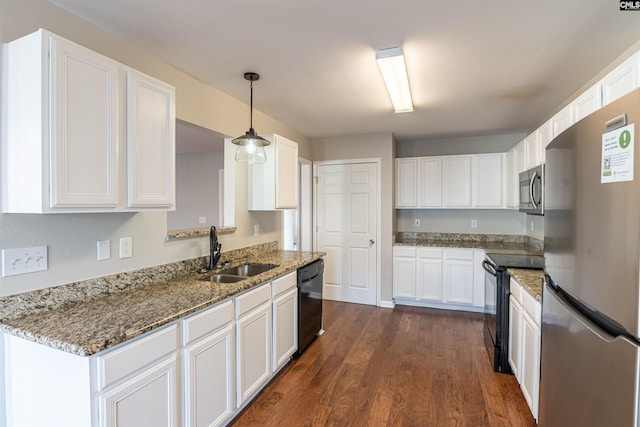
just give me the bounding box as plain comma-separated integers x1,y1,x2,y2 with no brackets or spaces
232,129,269,163
232,72,270,164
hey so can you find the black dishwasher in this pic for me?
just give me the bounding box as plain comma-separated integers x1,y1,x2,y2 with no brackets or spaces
295,259,324,357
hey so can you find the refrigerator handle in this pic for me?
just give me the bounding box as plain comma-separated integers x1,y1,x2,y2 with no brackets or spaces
544,278,637,344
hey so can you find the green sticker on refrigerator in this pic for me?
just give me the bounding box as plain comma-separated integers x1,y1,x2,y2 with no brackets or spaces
602,123,634,183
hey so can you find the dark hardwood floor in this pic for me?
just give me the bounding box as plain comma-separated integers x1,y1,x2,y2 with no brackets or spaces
230,301,536,427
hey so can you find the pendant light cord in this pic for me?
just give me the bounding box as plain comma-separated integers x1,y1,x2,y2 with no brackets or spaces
249,80,254,132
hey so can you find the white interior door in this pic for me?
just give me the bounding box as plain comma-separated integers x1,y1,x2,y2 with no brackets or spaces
316,162,377,305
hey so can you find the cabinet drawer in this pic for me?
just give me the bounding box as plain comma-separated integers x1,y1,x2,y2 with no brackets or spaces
418,247,443,259
522,289,541,326
394,246,416,257
510,277,523,303
96,323,178,391
272,271,297,298
444,249,474,261
236,283,271,318
182,300,234,346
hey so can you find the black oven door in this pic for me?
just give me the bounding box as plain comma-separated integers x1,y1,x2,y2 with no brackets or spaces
483,259,498,345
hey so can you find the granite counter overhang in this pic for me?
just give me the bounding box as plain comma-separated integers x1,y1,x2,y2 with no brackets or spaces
507,268,544,302
0,250,324,357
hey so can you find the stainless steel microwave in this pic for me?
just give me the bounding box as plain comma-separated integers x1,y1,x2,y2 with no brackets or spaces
519,165,544,215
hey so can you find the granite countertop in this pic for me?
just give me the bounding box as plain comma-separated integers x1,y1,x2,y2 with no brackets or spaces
0,249,324,357
507,268,545,302
394,232,543,255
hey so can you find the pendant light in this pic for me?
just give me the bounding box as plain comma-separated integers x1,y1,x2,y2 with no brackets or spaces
231,72,270,164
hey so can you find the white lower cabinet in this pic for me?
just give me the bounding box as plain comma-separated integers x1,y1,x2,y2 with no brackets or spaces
98,355,179,427
236,283,273,407
182,300,235,427
272,272,298,372
393,246,418,299
509,277,541,421
508,294,523,382
2,270,303,427
393,246,484,312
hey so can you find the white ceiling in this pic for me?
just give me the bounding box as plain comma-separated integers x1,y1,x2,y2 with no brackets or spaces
49,0,640,143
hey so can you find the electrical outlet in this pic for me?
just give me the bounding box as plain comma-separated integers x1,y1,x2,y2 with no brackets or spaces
253,224,260,237
2,245,48,277
414,218,420,227
119,237,133,259
471,219,478,228
198,216,207,224
97,240,111,261
530,221,534,231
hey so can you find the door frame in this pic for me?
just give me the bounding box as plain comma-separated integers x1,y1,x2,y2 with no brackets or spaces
313,158,382,307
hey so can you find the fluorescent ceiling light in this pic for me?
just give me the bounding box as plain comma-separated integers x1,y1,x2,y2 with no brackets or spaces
376,47,413,113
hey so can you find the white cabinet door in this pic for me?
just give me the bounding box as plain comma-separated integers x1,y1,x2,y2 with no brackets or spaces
508,295,523,382
524,134,540,169
472,154,503,208
521,310,541,421
505,148,518,208
602,53,640,105
551,104,573,139
514,141,527,174
420,157,442,207
249,134,299,210
393,246,417,299
275,135,299,209
3,30,121,213
536,121,553,164
98,355,179,427
49,34,121,208
272,287,298,372
236,301,272,406
417,248,443,302
126,70,175,208
395,158,418,207
443,249,474,305
183,324,235,427
572,83,602,123
443,156,471,207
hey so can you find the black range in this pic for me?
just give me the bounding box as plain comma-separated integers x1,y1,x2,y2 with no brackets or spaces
482,253,544,373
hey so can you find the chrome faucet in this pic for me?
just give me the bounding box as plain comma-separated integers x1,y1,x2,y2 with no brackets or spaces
209,226,222,270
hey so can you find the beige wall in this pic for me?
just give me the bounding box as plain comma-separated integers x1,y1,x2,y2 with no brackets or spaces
0,0,310,296
397,132,526,157
311,133,395,304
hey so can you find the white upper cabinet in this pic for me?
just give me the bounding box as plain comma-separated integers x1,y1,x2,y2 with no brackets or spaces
524,134,540,169
536,120,553,164
126,70,176,208
420,157,443,207
551,104,573,140
248,134,299,210
395,158,418,208
602,53,640,106
472,153,503,208
395,154,503,209
443,155,472,207
1,29,175,213
514,140,527,174
504,148,518,209
572,83,602,123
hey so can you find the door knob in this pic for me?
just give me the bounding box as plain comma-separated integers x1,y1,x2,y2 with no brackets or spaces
369,239,375,245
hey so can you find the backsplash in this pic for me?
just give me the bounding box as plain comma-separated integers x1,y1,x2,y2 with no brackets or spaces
0,241,279,322
395,232,544,252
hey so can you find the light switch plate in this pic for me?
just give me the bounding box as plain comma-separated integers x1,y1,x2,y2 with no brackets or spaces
2,245,48,277
97,240,111,261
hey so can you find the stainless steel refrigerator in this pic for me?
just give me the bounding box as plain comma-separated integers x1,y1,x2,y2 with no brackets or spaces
541,89,640,426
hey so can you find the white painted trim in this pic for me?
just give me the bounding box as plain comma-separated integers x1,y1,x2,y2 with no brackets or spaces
313,157,382,307
378,300,395,309
393,298,487,314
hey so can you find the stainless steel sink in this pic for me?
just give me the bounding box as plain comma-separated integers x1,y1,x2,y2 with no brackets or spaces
200,274,245,284
218,263,279,277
